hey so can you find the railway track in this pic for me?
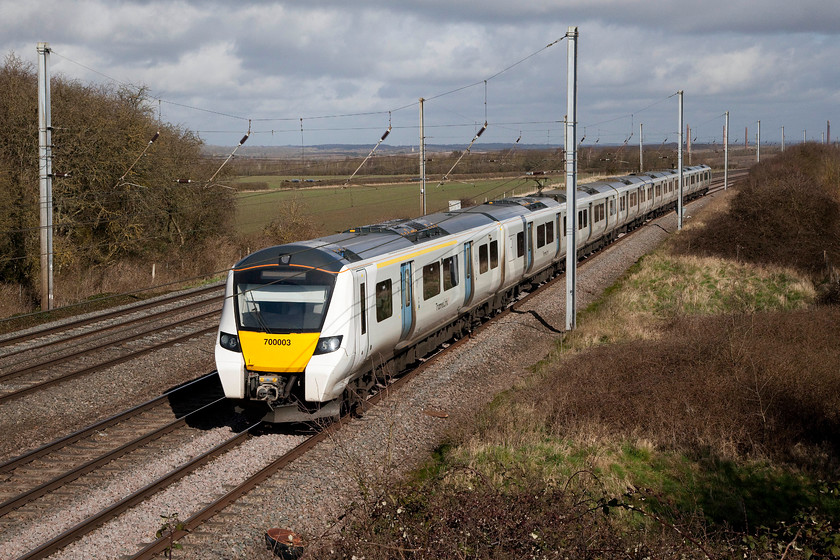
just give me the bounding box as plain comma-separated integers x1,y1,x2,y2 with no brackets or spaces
0,373,243,560
0,286,224,404
0,171,746,558
0,284,222,348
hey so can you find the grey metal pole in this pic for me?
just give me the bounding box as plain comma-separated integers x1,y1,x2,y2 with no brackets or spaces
565,25,578,332
781,126,785,152
677,90,684,231
639,122,643,172
38,42,54,311
724,111,729,190
419,98,426,215
757,120,761,162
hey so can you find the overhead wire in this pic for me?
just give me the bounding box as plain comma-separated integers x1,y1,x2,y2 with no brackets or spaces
433,122,488,188
343,116,392,186
9,34,578,316
58,33,566,130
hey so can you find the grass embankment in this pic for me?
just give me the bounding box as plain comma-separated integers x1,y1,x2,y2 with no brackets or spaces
315,144,840,558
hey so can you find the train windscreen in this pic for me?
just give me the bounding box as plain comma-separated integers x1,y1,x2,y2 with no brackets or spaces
234,267,335,333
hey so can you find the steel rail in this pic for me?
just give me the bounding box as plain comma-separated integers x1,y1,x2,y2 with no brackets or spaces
0,284,222,347
0,323,217,405
0,397,228,516
14,424,261,560
14,172,744,559
0,292,223,363
0,372,219,474
0,309,219,383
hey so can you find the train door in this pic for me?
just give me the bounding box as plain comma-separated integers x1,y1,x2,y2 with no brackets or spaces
400,262,414,340
526,221,534,272
354,269,369,362
462,242,473,306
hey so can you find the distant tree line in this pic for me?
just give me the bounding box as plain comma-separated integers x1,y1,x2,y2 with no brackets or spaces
0,53,234,307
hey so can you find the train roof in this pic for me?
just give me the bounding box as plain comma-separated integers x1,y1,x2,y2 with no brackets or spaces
235,166,709,273
542,181,623,201
540,165,711,202
235,195,564,272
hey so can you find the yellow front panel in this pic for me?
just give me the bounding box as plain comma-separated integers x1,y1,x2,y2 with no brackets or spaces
239,331,320,373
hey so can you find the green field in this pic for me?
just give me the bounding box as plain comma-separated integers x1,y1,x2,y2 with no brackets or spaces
235,176,558,235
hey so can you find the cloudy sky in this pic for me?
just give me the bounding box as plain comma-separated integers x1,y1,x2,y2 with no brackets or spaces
2,0,838,150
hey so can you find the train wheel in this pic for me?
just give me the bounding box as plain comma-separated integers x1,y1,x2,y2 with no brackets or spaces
340,388,364,418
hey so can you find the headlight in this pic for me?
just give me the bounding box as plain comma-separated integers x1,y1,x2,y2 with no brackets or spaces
313,335,343,355
219,332,241,353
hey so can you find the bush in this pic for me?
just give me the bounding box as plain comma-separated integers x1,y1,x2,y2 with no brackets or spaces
0,52,235,308
671,144,840,283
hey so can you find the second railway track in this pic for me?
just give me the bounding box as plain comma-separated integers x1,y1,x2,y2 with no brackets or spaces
0,286,224,404
0,284,223,349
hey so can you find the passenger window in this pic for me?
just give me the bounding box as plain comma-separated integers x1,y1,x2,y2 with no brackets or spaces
375,280,392,322
578,210,588,230
490,240,499,268
479,244,489,273
516,231,525,258
442,256,458,291
422,262,440,300
546,222,554,244
537,224,546,248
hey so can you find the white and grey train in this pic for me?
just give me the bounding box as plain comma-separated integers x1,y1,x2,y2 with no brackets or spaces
215,165,712,422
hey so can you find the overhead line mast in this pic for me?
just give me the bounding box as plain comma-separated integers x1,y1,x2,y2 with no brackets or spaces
38,42,54,311
677,90,684,231
419,98,426,215
565,25,578,331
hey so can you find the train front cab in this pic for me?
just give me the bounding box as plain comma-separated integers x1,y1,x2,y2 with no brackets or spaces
215,257,356,422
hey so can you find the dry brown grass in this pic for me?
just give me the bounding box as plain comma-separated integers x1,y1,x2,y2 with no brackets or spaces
46,234,242,307
0,283,33,318
529,308,840,466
